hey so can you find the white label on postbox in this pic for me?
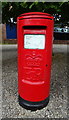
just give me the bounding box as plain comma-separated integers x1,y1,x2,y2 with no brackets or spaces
24,34,45,49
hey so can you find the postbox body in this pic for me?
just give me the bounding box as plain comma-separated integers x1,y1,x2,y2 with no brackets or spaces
17,12,54,110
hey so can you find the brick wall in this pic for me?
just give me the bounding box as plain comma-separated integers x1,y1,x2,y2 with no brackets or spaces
2,24,69,44
53,40,69,44
2,24,6,41
0,24,2,43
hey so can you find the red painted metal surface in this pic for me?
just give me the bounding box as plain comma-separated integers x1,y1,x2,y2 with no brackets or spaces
17,12,54,102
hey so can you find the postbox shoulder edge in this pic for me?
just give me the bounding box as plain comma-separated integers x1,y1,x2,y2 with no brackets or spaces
18,12,53,18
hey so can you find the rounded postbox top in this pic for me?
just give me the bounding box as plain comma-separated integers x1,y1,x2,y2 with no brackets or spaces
18,12,54,20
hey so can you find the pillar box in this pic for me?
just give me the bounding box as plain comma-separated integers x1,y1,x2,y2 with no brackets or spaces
17,12,54,110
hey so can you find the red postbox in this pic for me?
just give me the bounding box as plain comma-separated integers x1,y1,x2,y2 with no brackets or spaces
17,12,54,110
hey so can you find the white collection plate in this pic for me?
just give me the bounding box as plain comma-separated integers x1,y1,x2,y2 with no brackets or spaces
24,34,45,49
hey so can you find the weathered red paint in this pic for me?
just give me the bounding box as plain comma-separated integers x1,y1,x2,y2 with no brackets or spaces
17,12,54,102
